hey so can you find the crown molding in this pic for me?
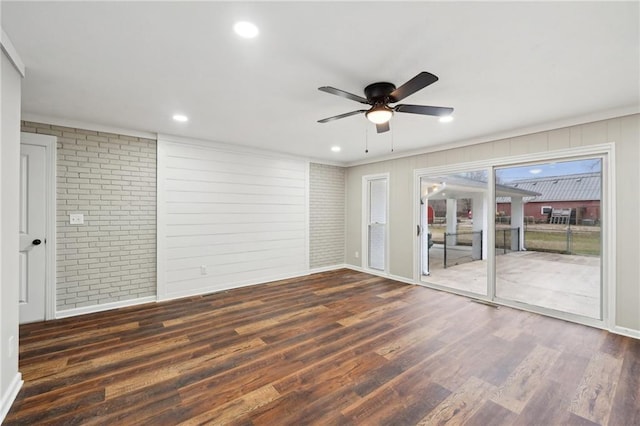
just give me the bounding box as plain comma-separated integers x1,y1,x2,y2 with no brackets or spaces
345,106,639,167
21,113,157,140
1,29,25,77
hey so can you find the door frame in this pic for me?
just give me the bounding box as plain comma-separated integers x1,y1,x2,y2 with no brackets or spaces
20,132,56,320
362,173,390,274
413,143,615,330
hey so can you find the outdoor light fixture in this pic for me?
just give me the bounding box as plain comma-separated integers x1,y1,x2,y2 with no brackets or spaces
365,104,393,124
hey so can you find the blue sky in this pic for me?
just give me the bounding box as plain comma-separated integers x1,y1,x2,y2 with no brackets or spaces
496,158,601,183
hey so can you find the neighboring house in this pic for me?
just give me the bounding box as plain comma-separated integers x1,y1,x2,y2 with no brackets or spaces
496,172,601,224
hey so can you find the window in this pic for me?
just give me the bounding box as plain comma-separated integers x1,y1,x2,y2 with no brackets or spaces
363,174,389,272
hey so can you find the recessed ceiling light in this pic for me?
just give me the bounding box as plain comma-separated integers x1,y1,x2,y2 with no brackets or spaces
439,115,454,123
331,146,341,152
173,114,188,122
234,21,259,39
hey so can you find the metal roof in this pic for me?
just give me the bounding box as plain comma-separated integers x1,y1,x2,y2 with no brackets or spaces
423,175,539,201
497,172,601,203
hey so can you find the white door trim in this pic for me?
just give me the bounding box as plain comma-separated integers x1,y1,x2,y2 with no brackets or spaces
20,132,56,320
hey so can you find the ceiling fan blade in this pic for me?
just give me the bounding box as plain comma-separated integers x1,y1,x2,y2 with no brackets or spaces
388,72,439,103
317,110,366,123
376,122,390,133
318,86,370,104
394,104,454,116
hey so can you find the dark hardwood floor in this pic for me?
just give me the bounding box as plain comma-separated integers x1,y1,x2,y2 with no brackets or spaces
5,269,639,425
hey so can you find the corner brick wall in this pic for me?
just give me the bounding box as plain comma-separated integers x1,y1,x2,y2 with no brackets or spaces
21,121,157,311
309,163,345,268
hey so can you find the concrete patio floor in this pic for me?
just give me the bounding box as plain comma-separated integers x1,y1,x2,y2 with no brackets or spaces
422,248,601,319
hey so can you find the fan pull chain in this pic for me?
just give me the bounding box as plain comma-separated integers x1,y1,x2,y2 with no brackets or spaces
365,123,369,154
391,127,394,152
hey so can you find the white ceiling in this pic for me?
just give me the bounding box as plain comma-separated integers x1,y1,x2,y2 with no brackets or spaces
2,1,639,164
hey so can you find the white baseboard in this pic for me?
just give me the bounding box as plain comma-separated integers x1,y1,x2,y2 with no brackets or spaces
157,269,311,302
308,264,347,274
611,325,640,340
55,296,157,319
0,372,23,423
344,264,417,286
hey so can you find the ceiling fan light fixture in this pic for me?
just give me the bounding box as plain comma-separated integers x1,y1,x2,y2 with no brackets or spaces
365,105,393,124
439,115,454,123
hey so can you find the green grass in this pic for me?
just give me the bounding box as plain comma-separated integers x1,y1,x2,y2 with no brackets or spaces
428,224,600,256
522,230,600,256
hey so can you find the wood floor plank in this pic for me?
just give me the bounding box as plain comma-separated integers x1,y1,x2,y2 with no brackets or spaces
4,269,638,425
464,400,519,426
178,384,281,426
570,351,624,424
417,376,496,425
608,338,640,425
490,344,561,413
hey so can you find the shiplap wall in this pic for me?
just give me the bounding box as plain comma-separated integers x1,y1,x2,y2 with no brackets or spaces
157,136,308,300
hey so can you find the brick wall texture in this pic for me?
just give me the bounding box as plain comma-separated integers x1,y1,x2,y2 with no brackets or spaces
309,163,345,268
21,121,157,311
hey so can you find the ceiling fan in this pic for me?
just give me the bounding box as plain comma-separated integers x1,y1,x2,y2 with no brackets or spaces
317,71,453,133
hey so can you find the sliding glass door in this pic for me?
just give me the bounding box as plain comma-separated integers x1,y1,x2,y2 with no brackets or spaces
415,150,608,324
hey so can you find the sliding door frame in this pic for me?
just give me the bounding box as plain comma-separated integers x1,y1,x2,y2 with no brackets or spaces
413,143,615,330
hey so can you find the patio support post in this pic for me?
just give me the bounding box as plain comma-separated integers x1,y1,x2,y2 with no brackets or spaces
446,198,457,246
471,193,486,260
511,196,525,251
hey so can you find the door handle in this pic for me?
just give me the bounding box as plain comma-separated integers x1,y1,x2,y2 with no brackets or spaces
417,225,421,236
32,239,42,246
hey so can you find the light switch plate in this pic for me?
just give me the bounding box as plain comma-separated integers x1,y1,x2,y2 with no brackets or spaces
70,213,84,225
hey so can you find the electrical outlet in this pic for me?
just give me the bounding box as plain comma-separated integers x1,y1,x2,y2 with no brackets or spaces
200,265,207,275
70,213,84,225
355,251,359,259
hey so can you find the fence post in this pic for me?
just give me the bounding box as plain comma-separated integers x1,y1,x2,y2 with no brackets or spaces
503,229,507,254
566,228,573,254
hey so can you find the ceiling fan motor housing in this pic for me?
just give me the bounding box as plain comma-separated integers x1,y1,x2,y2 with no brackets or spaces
364,82,396,103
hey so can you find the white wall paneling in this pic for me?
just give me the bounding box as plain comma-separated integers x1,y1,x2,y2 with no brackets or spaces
157,135,309,301
1,41,24,424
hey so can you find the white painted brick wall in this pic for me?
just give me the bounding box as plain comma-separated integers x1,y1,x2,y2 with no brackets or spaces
21,121,156,311
309,163,345,268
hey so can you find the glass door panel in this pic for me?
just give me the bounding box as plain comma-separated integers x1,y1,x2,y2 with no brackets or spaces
420,171,488,296
494,158,602,319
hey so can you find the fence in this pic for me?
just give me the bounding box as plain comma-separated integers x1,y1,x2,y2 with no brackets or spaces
443,230,483,268
524,227,600,256
495,227,520,255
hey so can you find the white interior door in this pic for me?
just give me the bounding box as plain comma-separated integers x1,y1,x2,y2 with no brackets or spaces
19,142,47,323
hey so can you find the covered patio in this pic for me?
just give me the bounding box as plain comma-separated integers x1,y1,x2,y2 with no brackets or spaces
422,250,601,319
